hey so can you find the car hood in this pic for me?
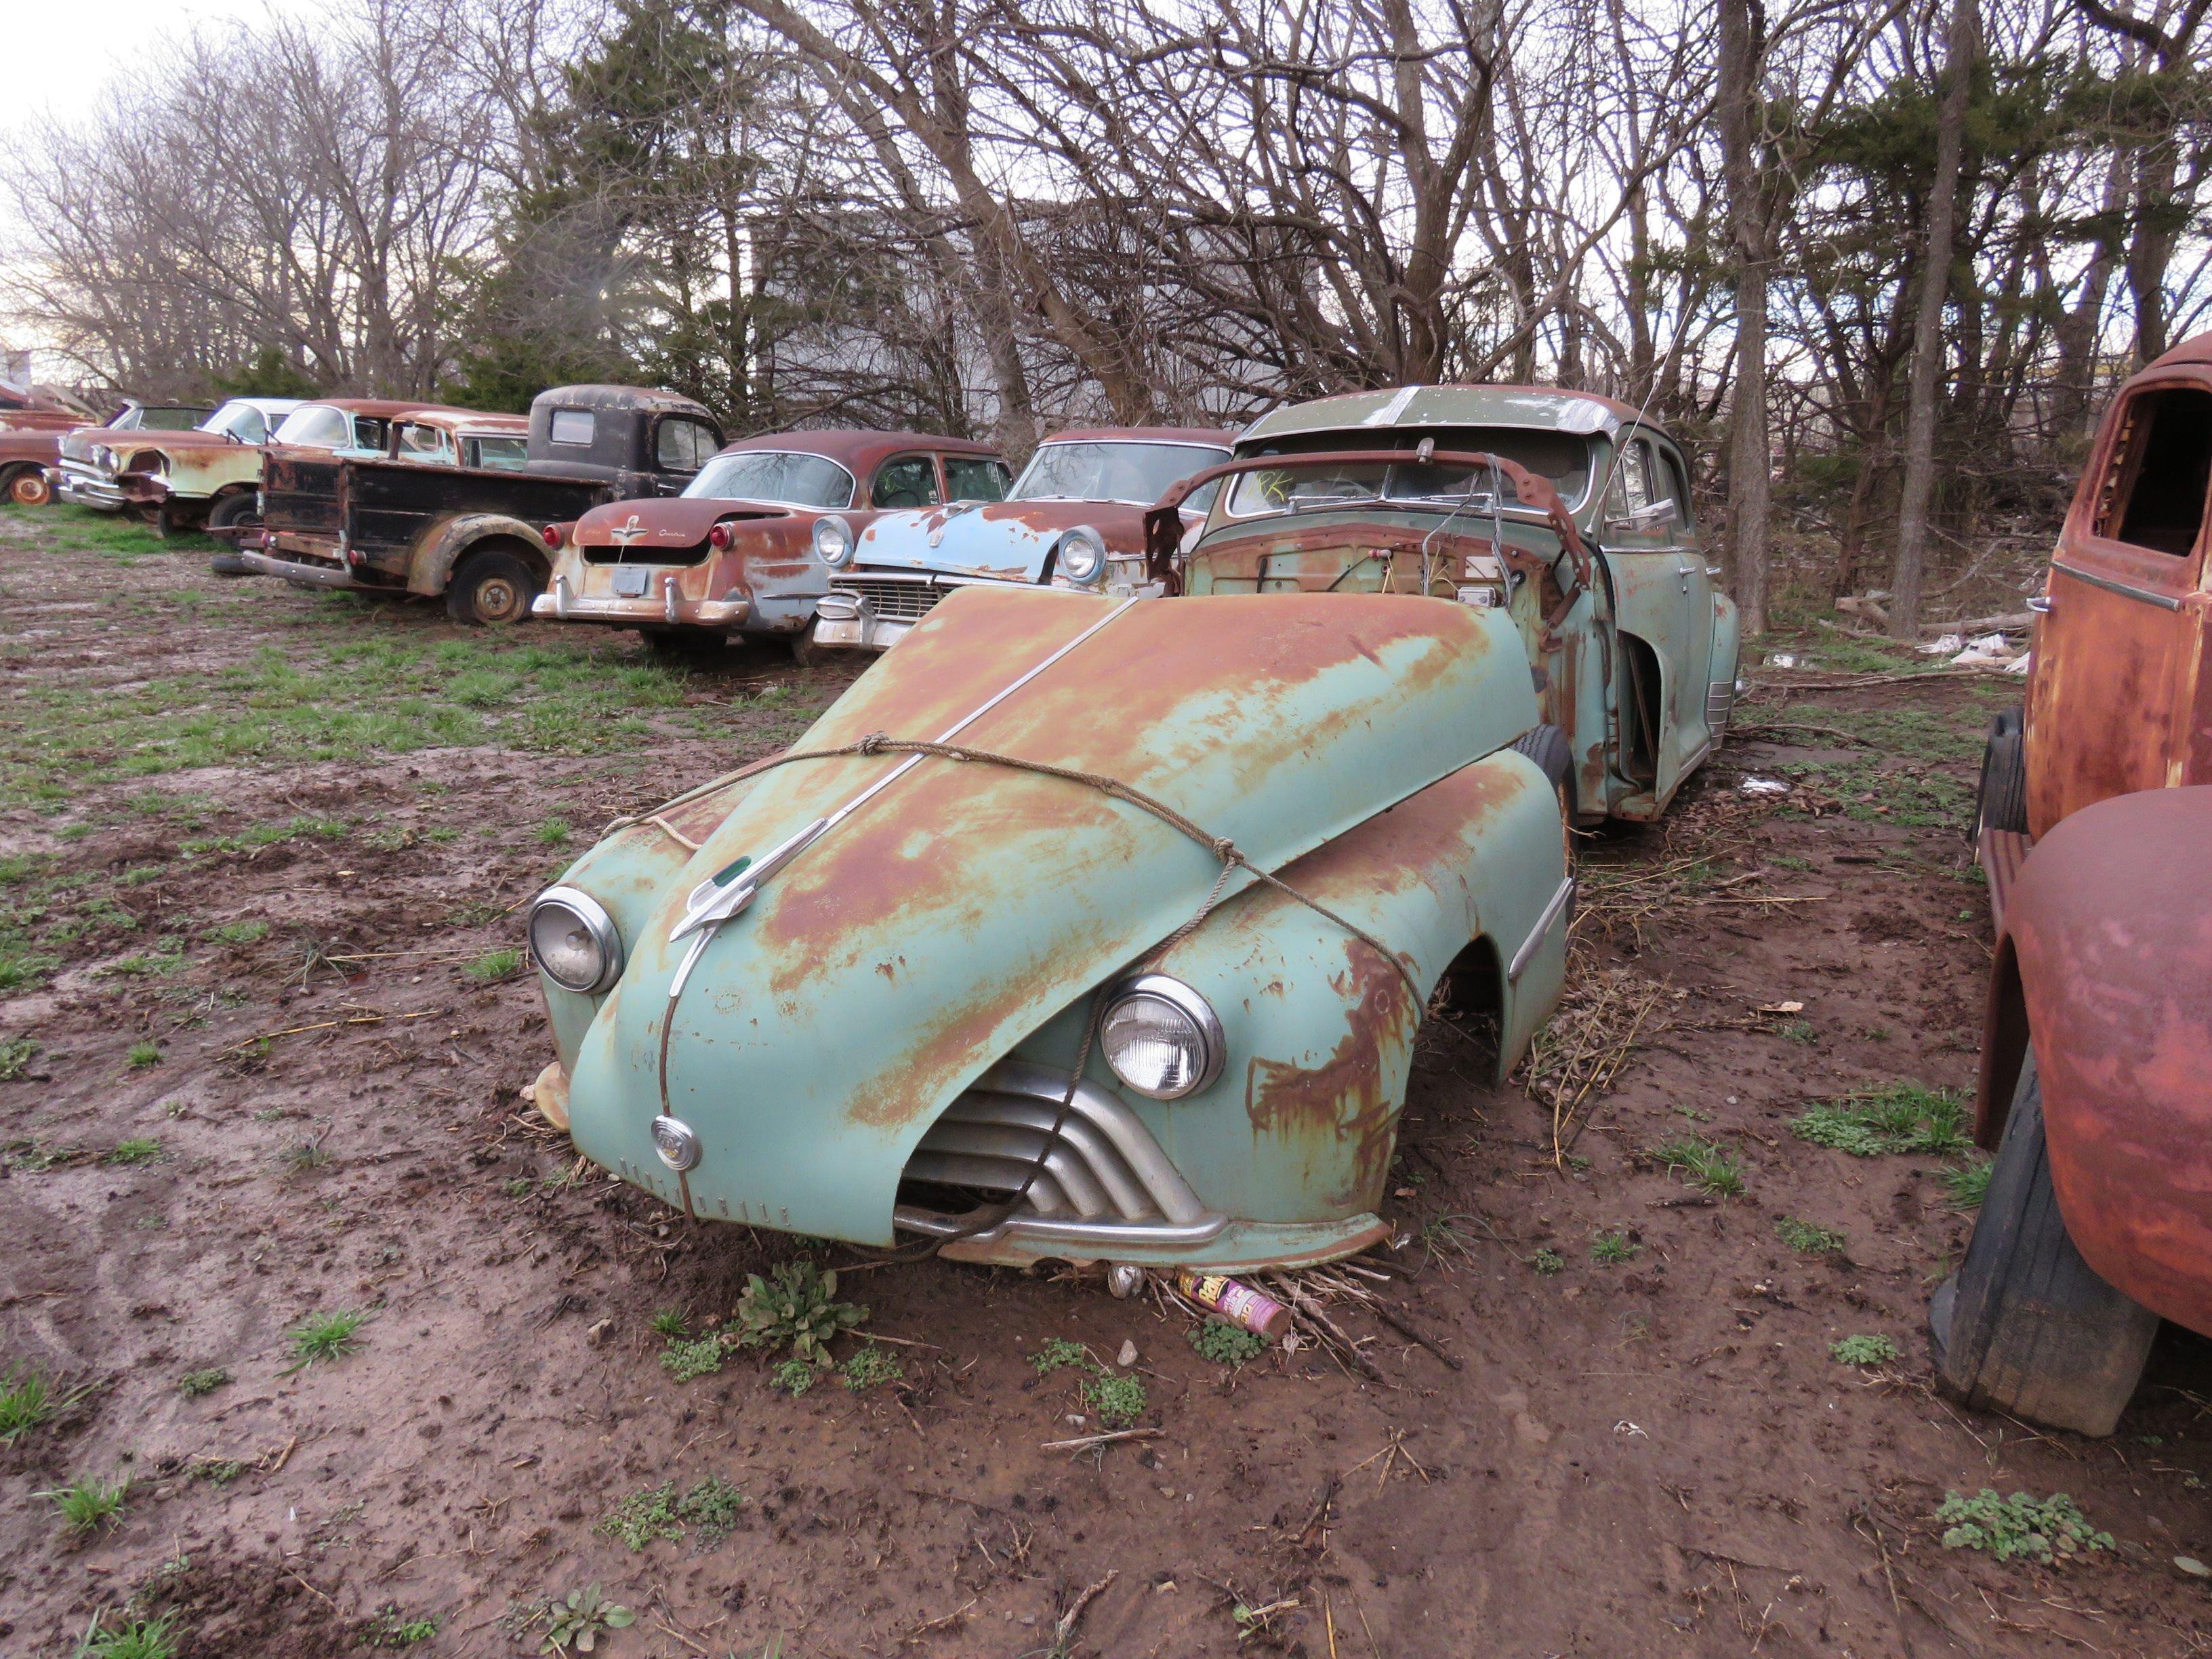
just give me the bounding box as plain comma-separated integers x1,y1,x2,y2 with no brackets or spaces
556,584,1535,1241
849,499,1151,580
572,495,797,546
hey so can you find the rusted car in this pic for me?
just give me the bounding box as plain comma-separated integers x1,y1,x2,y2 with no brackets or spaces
1974,329,2212,920
527,585,1572,1270
535,430,1009,657
809,428,1232,651
242,386,721,623
1935,785,2212,1435
0,402,211,506
1159,385,1739,825
52,396,443,534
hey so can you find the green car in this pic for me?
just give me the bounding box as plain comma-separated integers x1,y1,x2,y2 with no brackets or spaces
527,386,1734,1273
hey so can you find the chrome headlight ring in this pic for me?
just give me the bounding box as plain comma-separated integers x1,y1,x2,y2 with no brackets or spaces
1055,525,1108,586
1099,972,1225,1099
813,513,856,568
528,884,624,995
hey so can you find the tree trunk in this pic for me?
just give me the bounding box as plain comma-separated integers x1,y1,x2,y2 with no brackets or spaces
1717,0,1770,635
1888,0,1976,637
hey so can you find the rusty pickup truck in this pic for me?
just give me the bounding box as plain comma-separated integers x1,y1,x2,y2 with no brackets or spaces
241,386,722,623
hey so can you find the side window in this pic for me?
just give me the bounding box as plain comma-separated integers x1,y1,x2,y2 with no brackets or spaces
395,423,453,463
655,418,716,472
943,456,1010,502
549,409,595,447
1605,438,1681,531
872,455,941,509
2095,387,2212,556
350,417,390,452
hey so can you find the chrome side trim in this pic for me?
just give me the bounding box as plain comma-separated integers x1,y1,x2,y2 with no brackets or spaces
1507,876,1576,982
894,1206,1229,1248
2052,562,2184,612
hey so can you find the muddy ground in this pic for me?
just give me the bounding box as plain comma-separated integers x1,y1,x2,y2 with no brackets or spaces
1,503,2207,1658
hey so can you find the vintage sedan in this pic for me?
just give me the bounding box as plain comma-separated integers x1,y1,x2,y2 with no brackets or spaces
56,396,300,527
810,428,1232,651
1936,786,2212,1435
1158,385,1740,825
527,585,1573,1270
0,401,210,507
536,430,1008,656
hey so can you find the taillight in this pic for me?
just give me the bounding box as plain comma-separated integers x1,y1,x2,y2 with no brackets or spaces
541,523,563,548
708,521,734,551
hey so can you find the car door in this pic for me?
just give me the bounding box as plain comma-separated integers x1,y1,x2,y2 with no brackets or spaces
1597,430,1708,806
2025,377,2212,836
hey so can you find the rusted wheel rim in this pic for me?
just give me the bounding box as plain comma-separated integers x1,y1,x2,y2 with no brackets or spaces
11,472,51,506
474,576,525,623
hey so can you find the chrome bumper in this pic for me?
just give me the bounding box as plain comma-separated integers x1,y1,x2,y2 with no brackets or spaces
533,573,749,628
55,467,125,510
811,592,912,651
815,571,1028,651
243,550,361,590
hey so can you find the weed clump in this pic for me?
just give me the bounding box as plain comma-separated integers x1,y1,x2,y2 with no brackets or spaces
1653,1134,1746,1196
177,1367,230,1398
0,1363,61,1443
731,1261,867,1364
660,1335,729,1383
464,948,522,983
1936,1489,2112,1562
1793,1084,1968,1158
105,1138,163,1166
1082,1370,1149,1428
73,1614,178,1659
1029,1336,1089,1375
1591,1230,1640,1265
1776,1216,1845,1255
284,1308,370,1372
1942,1160,1992,1209
1830,1334,1899,1367
596,1477,746,1551
1189,1319,1269,1368
41,1473,130,1536
840,1344,905,1391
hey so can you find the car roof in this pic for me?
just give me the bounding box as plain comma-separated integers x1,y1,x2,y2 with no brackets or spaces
536,384,718,418
222,397,305,415
392,409,529,434
295,398,480,419
716,429,1004,471
2139,331,2212,375
1042,427,1237,447
1240,384,1660,445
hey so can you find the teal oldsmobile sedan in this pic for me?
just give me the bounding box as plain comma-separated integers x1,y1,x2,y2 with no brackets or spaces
526,385,1736,1274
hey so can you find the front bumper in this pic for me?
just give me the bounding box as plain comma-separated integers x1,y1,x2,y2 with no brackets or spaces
814,571,1025,651
55,464,126,510
533,573,750,630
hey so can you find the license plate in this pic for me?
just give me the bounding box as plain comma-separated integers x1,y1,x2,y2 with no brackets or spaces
612,566,650,598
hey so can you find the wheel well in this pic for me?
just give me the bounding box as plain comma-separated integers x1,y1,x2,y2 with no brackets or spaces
1977,935,2030,1150
1433,934,1506,1081
457,534,551,586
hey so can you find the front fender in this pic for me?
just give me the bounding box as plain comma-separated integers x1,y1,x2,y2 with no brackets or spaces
1708,590,1742,737
407,514,548,596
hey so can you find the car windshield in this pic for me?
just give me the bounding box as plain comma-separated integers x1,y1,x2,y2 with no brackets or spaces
273,405,357,450
1010,441,1229,506
141,407,207,431
199,401,274,443
1224,428,1596,518
682,450,855,508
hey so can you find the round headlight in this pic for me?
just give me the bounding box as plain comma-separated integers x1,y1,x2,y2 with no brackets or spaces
1100,974,1223,1099
813,514,855,567
528,885,623,994
1056,525,1107,585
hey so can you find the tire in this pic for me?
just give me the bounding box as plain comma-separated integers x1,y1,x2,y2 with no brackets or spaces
1932,1045,2159,1436
1975,706,2028,838
208,553,256,578
7,468,52,507
445,547,542,626
788,630,821,668
1511,723,1578,867
205,493,262,537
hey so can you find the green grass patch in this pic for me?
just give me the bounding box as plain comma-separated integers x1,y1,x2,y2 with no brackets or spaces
1591,1229,1640,1265
284,1308,369,1372
1776,1216,1845,1255
660,1334,729,1382
1189,1319,1269,1367
40,1473,129,1536
1936,1489,2112,1561
1029,1336,1090,1375
178,1367,230,1397
596,1477,747,1551
73,1613,178,1659
363,1609,441,1647
1942,1159,1993,1209
126,1042,161,1069
463,948,523,983
0,1363,63,1443
840,1343,905,1391
104,1138,163,1165
1830,1334,1898,1366
205,919,270,945
1653,1134,1745,1196
0,1036,39,1080
1793,1083,1969,1157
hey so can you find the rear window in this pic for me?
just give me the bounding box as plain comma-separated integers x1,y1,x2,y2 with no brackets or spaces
1225,428,1595,518
2095,386,2212,556
469,435,529,470
655,417,718,472
394,423,455,463
549,409,595,446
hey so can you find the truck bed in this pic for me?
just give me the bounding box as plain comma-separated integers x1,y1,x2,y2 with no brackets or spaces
263,452,615,562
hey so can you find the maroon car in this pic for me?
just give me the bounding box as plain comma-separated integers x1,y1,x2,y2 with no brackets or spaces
535,429,1010,657
811,426,1235,651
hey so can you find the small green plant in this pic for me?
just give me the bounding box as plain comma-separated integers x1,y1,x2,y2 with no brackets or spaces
1653,1134,1745,1196
1776,1216,1845,1255
660,1334,728,1382
731,1261,867,1363
1793,1084,1968,1158
1591,1230,1640,1265
1936,1489,2112,1562
1189,1319,1268,1367
464,947,523,983
284,1308,369,1372
178,1367,230,1398
1942,1159,1992,1209
543,1583,634,1653
1029,1336,1090,1375
0,1363,60,1443
0,1036,38,1080
364,1608,439,1647
188,1458,246,1485
41,1473,130,1536
283,1136,331,1172
1529,1246,1565,1275
840,1344,905,1390
1778,1020,1818,1045
502,1176,534,1197
206,918,270,945
596,1477,745,1551
770,1357,817,1394
650,1307,690,1338
104,1138,163,1166
1082,1370,1149,1429
535,817,573,846
74,1613,178,1659
127,1042,161,1069
1830,1334,1899,1367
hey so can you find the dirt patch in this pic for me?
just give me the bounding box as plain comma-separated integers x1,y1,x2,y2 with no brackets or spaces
4,506,2211,1656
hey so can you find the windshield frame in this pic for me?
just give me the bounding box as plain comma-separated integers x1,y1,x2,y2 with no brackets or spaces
681,448,857,510
1008,438,1231,508
1220,431,1598,523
